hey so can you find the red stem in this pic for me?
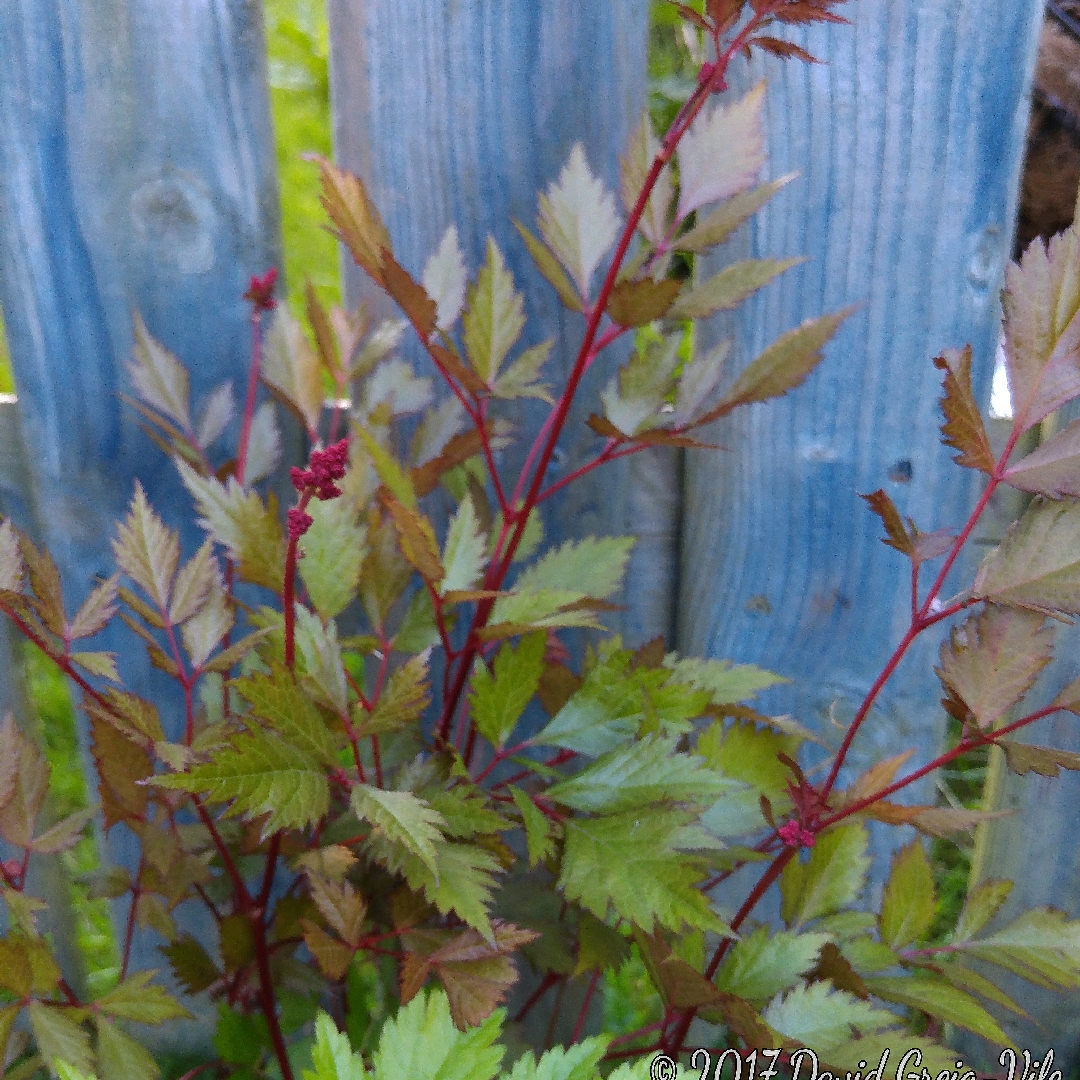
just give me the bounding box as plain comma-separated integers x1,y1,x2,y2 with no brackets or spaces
253,912,294,1080
237,310,264,487
283,491,312,670
571,970,602,1043
120,857,145,981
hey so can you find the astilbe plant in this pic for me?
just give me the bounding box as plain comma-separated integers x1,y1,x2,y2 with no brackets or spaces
6,2,1080,1078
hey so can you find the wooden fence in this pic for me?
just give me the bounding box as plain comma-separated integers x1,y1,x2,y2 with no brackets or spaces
0,0,1061,1063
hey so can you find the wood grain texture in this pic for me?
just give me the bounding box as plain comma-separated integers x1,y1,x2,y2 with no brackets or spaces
678,0,1042,908
0,0,282,1018
326,0,676,645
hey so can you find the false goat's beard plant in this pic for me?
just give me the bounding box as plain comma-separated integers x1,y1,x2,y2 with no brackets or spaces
4,3,1080,1079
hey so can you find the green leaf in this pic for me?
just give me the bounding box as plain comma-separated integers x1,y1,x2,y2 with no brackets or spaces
538,143,621,298
441,496,488,597
973,497,1080,614
234,662,340,766
28,1002,94,1078
161,934,221,995
95,1019,159,1080
152,730,329,834
300,495,368,620
492,341,555,404
559,808,721,933
953,879,1013,943
696,719,798,802
351,785,446,880
263,306,323,435
463,240,525,383
510,787,557,868
675,174,798,253
934,346,996,475
67,574,120,641
470,632,546,747
715,926,829,1003
168,539,216,626
128,311,191,431
863,975,1014,1046
665,656,787,704
1002,218,1080,433
370,988,503,1080
295,607,350,715
504,536,634,605
357,653,431,735
670,257,805,320
179,583,232,670
94,970,192,1025
878,840,937,950
423,225,468,332
964,906,1080,988
69,652,121,683
547,735,733,813
780,823,870,928
513,222,583,312
762,981,901,1056
112,483,178,611
31,807,96,855
304,1012,367,1080
619,112,674,247
600,338,681,435
936,605,1052,729
425,786,509,840
503,1038,609,1080
354,425,419,511
674,339,731,426
676,81,766,219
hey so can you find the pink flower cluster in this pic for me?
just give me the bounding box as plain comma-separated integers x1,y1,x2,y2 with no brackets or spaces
778,819,815,849
287,438,349,539
244,267,278,312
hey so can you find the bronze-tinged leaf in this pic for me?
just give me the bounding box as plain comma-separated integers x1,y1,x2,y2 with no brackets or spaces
302,920,354,981
383,255,438,340
1003,417,1080,498
430,343,488,397
411,428,486,497
936,605,1053,730
806,941,868,999
999,741,1080,777
860,490,914,556
380,493,445,587
772,0,850,23
834,749,915,809
161,934,221,994
90,713,152,829
307,873,367,948
305,281,341,377
863,801,1011,838
0,729,48,849
18,530,66,638
675,175,798,254
586,414,626,439
513,220,583,312
751,35,821,62
669,257,805,321
316,157,390,284
0,939,33,997
634,927,725,1011
934,346,995,474
605,278,682,328
537,662,581,716
673,2,712,30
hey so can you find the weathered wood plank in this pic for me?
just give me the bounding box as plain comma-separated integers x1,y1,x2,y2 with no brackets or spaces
327,0,675,645
677,0,1042,942
0,0,282,1018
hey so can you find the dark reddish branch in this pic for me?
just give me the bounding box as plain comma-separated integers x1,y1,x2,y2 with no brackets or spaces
238,269,277,485
252,911,295,1080
120,857,146,981
571,969,602,1043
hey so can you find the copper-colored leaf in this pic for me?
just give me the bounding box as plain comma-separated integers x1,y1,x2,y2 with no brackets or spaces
1004,417,1080,498
751,35,821,62
806,941,868,999
305,280,341,377
380,493,445,587
999,740,1080,777
383,255,438,340
411,428,486,497
316,157,390,284
302,920,354,980
90,712,152,829
860,490,914,557
934,346,995,474
606,278,682,328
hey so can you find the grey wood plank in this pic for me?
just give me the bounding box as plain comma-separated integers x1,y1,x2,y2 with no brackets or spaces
677,0,1042,935
327,0,676,646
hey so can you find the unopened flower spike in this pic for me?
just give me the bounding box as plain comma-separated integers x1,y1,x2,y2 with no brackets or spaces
244,267,278,311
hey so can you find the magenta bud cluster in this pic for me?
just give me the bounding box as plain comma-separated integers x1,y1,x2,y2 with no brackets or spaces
778,819,815,849
287,438,349,539
244,267,278,312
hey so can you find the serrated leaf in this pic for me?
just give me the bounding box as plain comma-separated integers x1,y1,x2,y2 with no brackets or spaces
234,662,339,766
303,920,354,980
665,656,786,704
381,496,444,586
499,536,633,610
936,605,1052,729
675,174,798,252
514,222,583,312
934,346,995,474
243,401,281,485
674,339,731,425
354,424,418,511
167,540,216,626
694,307,856,427
677,81,767,219
129,312,190,431
953,879,1013,943
0,938,32,996
29,1002,94,1078
350,785,446,880
503,1037,609,1080
878,840,936,950
974,497,1080,613
492,340,554,403
1002,220,1080,433
1004,414,1080,498
412,396,467,468
762,981,901,1056
95,971,191,1024
752,35,821,62
298,495,367,621
31,807,95,854
357,653,431,736
152,731,329,834
606,278,682,327
670,257,804,320
1000,740,1080,776
317,157,390,285
383,255,439,339
0,726,48,848
0,518,23,592
161,934,221,995
469,632,546,747
509,788,557,868
863,975,1013,1046
538,143,621,298
715,926,829,1003
70,652,120,682
66,574,119,641
440,496,488,598
112,483,178,611
0,713,20,812
200,627,272,674
308,873,367,947
559,808,721,933
196,381,234,449
780,823,869,928
295,607,349,715
304,1012,366,1080
176,460,285,592
547,735,732,813
600,336,681,436
262,306,323,435
633,926,720,1009
180,583,232,670
364,358,434,419
89,712,151,830
963,906,1080,988
860,490,915,557
95,1019,159,1080
463,240,525,383
620,112,674,247
423,226,468,332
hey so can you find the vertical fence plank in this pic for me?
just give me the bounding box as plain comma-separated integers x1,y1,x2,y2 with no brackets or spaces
678,0,1041,949
0,0,282,1018
326,0,676,645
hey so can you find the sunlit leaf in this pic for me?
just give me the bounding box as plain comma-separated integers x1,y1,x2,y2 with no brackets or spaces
934,346,995,474
128,312,191,432
423,226,468,332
